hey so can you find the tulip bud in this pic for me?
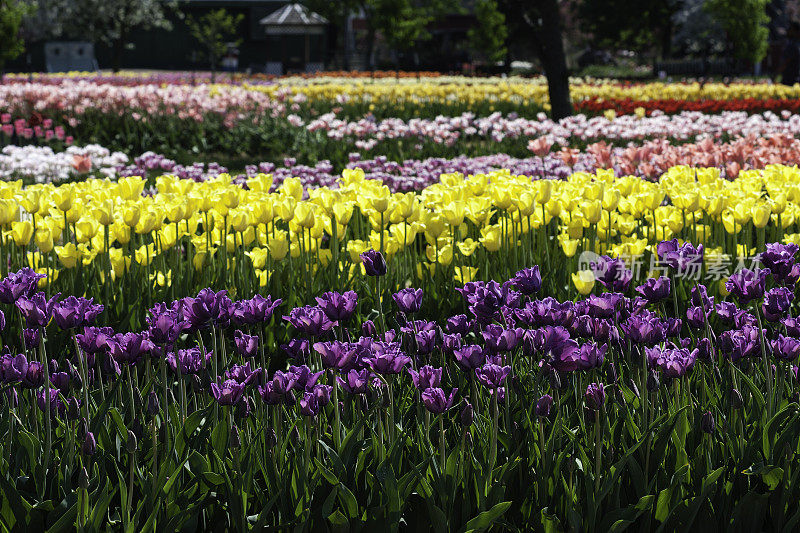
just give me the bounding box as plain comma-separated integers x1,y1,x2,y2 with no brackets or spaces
230,425,241,449
361,320,377,338
606,362,618,384
147,391,160,417
647,370,660,392
265,428,277,450
628,378,640,399
82,431,97,456
191,374,202,394
133,387,143,412
67,397,80,420
460,401,474,427
126,430,138,454
512,375,522,394
535,394,553,418
730,388,744,410
548,369,562,390
701,411,715,434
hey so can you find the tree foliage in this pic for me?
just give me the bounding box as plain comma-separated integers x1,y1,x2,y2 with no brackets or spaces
63,0,174,71
468,0,508,64
0,0,35,71
187,8,244,75
704,0,769,64
577,0,682,58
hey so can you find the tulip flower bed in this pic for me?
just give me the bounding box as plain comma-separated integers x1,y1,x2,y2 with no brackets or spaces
0,164,798,335
6,78,800,165
3,235,800,530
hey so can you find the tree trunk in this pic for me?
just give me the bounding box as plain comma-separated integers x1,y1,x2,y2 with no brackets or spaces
533,0,572,119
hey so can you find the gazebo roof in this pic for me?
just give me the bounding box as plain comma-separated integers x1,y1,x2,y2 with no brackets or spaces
260,3,328,34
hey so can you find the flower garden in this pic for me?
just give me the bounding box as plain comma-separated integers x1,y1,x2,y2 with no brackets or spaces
2,72,800,531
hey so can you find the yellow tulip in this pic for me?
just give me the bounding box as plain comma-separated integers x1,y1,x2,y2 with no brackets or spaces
9,220,33,246
55,242,79,269
34,228,53,253
572,270,595,295
752,203,771,229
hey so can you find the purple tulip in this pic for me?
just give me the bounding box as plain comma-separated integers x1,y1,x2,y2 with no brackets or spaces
408,365,442,391
232,294,282,325
52,296,103,330
0,268,46,304
361,249,387,276
224,362,262,386
482,325,523,353
421,387,458,414
584,383,606,411
475,363,511,389
365,343,411,374
82,431,97,455
771,335,800,361
210,378,245,406
646,346,697,377
784,317,800,336
621,312,667,346
284,305,336,336
105,332,154,366
299,391,320,416
36,388,65,417
657,239,704,273
552,341,606,372
166,347,212,375
762,287,794,322
258,370,297,405
16,291,60,328
337,368,371,394
535,394,553,417
453,345,485,371
590,256,632,292
726,268,771,304
313,340,360,370
446,314,473,335
22,361,44,388
146,306,185,345
76,326,115,355
0,353,27,383
691,284,714,311
685,307,706,329
719,326,760,362
288,365,324,391
760,243,799,284
635,276,671,303
392,288,423,314
511,266,542,295
312,383,332,405
182,288,232,330
234,330,259,358
316,290,358,322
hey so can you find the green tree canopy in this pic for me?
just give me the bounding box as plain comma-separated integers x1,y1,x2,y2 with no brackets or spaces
704,0,769,64
468,0,508,64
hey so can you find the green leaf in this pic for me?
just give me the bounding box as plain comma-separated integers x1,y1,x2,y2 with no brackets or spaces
462,501,512,533
44,499,77,533
760,467,785,491
337,484,359,519
202,472,225,486
211,419,228,458
314,458,339,485
327,509,349,533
